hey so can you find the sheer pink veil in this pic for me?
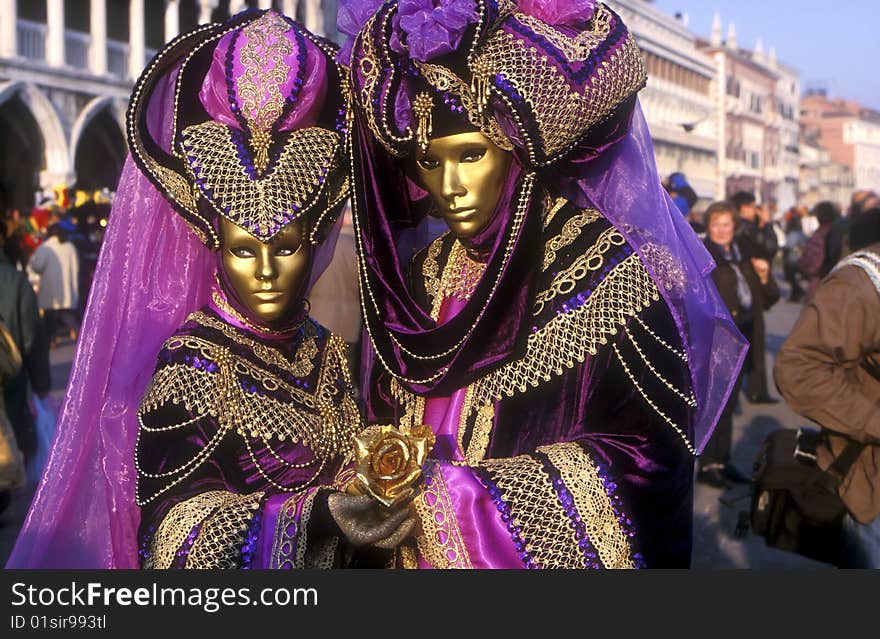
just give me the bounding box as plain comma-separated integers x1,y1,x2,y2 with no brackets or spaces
6,67,216,568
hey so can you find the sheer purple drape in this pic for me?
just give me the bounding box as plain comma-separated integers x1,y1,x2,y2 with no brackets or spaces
556,104,748,454
7,66,216,568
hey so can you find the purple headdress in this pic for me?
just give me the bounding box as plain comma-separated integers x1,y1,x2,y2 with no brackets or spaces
7,10,351,568
346,0,746,454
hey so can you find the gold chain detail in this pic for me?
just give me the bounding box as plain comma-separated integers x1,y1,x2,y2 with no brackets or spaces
534,225,626,315
414,61,514,152
612,341,695,453
185,491,264,569
433,241,487,314
480,454,586,568
623,326,696,407
537,442,636,569
542,207,602,271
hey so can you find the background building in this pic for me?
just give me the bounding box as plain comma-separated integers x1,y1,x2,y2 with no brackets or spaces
608,0,719,203
698,16,800,210
801,90,880,195
0,0,334,212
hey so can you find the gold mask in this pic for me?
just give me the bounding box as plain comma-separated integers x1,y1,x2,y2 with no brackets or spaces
415,131,512,241
218,217,312,326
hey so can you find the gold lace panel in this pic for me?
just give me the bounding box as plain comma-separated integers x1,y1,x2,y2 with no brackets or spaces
147,490,232,570
181,122,342,239
534,224,626,315
413,461,473,569
480,454,586,569
537,442,635,569
185,491,264,569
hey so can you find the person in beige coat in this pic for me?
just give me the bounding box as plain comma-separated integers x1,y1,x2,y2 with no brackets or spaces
28,224,79,347
774,242,880,567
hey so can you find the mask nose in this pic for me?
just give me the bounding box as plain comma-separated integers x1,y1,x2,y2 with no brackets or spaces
255,245,277,283
440,162,467,206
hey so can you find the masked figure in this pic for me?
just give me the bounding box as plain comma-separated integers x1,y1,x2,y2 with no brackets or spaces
7,10,410,569
343,0,746,568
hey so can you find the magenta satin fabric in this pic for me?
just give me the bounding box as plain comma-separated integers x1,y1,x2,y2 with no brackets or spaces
418,297,523,569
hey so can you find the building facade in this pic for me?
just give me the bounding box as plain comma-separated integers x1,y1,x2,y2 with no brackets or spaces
698,19,801,210
608,0,719,202
801,91,880,195
0,0,333,212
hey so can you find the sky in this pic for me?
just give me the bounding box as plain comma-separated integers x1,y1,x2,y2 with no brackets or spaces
652,0,880,109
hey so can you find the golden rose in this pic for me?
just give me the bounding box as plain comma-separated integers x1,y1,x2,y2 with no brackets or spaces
352,424,435,508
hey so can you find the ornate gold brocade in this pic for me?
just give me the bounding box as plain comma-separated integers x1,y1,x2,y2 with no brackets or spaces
422,241,488,318
533,225,626,315
136,319,360,505
542,207,602,270
147,490,232,569
541,196,569,230
537,442,635,569
473,4,646,165
480,453,586,568
270,490,338,569
237,13,292,135
181,122,342,239
185,491,264,569
413,461,473,569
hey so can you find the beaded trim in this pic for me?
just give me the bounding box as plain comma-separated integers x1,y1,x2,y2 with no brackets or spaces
148,490,232,570
186,491,264,569
413,461,473,569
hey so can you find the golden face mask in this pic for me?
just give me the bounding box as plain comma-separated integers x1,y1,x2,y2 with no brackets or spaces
218,217,312,326
415,131,512,241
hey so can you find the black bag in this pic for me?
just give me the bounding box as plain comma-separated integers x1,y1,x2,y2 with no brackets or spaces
749,427,863,566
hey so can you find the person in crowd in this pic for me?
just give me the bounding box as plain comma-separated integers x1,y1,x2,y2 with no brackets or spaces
0,316,25,515
27,223,80,347
701,202,779,487
730,191,778,261
728,192,779,402
821,190,878,276
775,238,880,568
0,219,50,471
796,201,839,301
783,206,807,302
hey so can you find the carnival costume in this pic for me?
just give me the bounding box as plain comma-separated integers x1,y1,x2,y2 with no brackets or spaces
8,10,358,569
343,0,747,568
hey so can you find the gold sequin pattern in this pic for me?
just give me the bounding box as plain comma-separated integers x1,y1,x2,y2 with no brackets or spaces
537,442,635,569
480,454,586,568
185,491,264,569
181,122,343,239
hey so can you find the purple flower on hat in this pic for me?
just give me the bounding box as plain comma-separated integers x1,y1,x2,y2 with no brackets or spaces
519,0,597,26
336,0,385,64
397,0,479,62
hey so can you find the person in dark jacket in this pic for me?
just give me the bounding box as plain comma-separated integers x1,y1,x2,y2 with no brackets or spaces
731,191,779,261
0,219,50,466
700,202,780,488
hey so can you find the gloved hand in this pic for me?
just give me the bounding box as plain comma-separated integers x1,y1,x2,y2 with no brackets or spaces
314,491,416,550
